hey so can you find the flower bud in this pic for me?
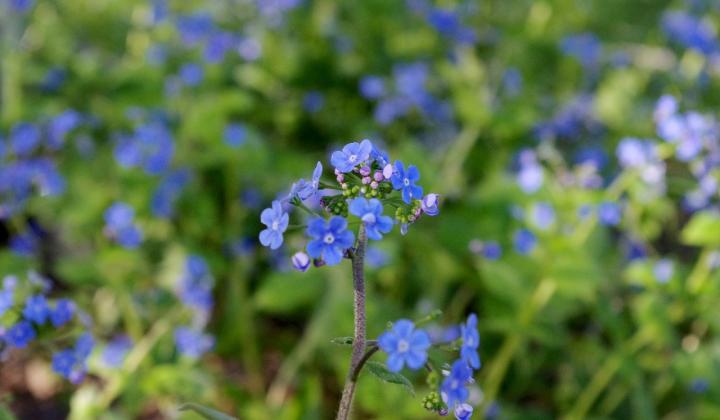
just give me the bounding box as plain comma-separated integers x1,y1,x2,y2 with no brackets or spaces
382,164,393,179
373,171,384,182
291,252,311,272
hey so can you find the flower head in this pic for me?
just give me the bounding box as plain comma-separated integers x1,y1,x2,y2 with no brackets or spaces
421,193,440,216
378,319,431,372
331,139,373,173
306,216,355,265
6,321,36,348
441,359,473,409
51,299,75,328
23,295,50,325
259,201,289,250
460,313,480,369
349,198,393,240
391,161,423,204
174,327,215,359
513,229,536,255
291,251,311,272
454,403,474,420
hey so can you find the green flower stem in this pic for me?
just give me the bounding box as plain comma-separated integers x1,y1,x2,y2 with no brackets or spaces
95,317,171,412
231,260,264,396
687,248,713,294
480,278,557,417
563,329,650,420
336,224,368,420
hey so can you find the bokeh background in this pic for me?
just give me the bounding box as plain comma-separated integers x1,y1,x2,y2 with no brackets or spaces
2,0,720,418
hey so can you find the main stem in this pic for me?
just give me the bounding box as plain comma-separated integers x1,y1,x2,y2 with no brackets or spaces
336,225,368,420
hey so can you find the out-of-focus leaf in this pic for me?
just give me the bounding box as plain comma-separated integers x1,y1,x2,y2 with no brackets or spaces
330,336,354,346
364,361,415,396
681,211,720,246
178,403,237,420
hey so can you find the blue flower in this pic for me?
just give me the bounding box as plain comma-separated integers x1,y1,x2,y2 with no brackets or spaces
204,32,235,63
104,202,143,248
290,161,323,201
259,201,289,250
179,63,204,87
441,359,473,409
114,121,174,175
349,198,393,240
178,255,213,314
9,0,34,13
331,139,373,173
378,319,431,372
151,169,191,218
662,11,717,56
560,33,601,68
23,295,50,324
390,161,423,204
102,336,133,367
0,287,13,317
482,241,502,260
516,150,544,193
6,321,36,348
52,350,76,378
306,216,355,265
47,110,82,149
174,327,215,359
359,76,385,99
11,122,42,157
51,299,75,328
303,91,325,113
654,259,674,283
224,123,247,147
513,229,536,255
175,12,214,46
598,202,621,226
460,313,480,369
530,202,555,230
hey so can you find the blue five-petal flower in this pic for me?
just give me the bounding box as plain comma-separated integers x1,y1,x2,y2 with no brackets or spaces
331,139,373,173
391,160,423,204
460,313,480,369
349,198,393,240
305,216,355,265
259,201,289,250
378,319,431,372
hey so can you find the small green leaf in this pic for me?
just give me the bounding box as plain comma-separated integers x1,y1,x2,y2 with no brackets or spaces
365,361,415,396
0,405,17,420
331,336,354,346
681,211,720,246
178,403,237,420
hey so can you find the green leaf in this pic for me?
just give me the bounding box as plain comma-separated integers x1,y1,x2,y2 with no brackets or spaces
0,405,17,420
331,336,354,346
178,403,237,420
364,361,415,396
681,211,720,246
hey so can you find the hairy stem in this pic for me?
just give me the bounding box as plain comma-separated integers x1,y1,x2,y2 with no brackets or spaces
336,225,368,420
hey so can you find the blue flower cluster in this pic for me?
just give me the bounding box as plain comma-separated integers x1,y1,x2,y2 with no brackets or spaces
258,139,439,268
174,255,215,359
104,202,143,249
0,273,95,383
377,314,481,418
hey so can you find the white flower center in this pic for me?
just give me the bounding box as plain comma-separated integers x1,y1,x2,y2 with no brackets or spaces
403,178,410,186
348,154,357,163
271,220,280,230
323,233,335,244
361,213,376,224
397,339,409,353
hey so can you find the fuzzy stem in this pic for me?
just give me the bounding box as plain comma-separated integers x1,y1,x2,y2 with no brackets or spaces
336,225,368,420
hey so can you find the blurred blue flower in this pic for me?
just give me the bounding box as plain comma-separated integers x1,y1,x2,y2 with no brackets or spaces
10,231,38,257
331,139,372,173
662,11,718,56
690,378,709,394
259,200,289,250
52,350,76,379
151,169,190,218
421,193,440,216
427,8,476,45
238,36,262,61
8,0,33,13
114,121,174,175
306,216,355,265
441,359,472,409
176,12,214,46
359,76,385,99
23,295,49,324
51,299,75,328
179,63,204,87
481,240,502,260
516,150,544,193
560,33,601,68
224,123,247,147
598,202,622,226
52,333,94,383
6,320,36,348
460,313,480,369
365,246,390,268
178,255,214,315
11,122,41,157
374,96,411,125
204,32,235,63
47,110,82,150
455,403,474,420
391,160,423,204
40,67,66,93
513,229,536,255
654,259,674,283
530,202,555,230
378,319,431,372
104,202,143,249
102,335,132,367
502,67,522,97
175,327,215,359
303,91,325,113
289,161,323,201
